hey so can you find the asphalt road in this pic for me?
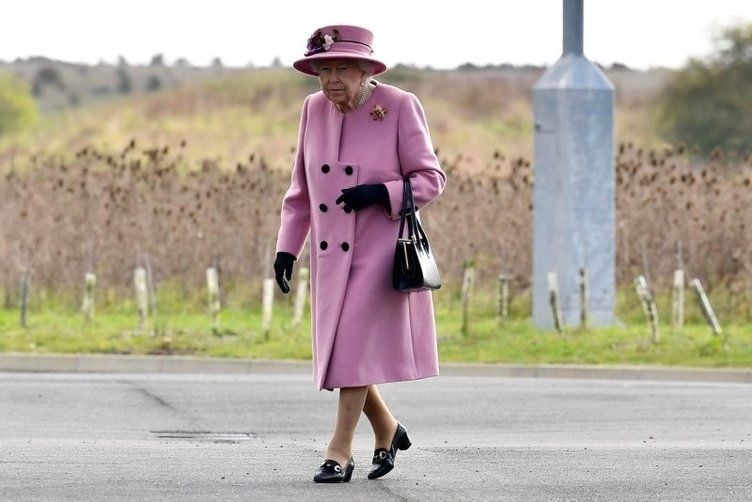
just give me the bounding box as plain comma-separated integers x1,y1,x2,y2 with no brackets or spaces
1,372,751,501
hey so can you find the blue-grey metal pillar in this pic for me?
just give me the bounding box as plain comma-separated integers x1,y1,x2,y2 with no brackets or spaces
532,0,615,328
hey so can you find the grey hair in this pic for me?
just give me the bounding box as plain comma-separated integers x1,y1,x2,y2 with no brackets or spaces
357,60,375,79
310,59,375,80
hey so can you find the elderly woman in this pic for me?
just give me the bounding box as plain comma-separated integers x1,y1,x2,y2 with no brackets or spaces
273,25,446,483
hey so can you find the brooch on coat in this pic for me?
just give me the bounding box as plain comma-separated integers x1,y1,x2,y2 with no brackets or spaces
370,104,388,121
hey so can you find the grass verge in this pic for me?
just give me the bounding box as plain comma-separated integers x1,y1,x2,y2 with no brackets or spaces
1,286,750,367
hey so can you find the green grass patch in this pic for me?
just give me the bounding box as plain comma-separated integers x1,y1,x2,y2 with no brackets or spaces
1,285,751,368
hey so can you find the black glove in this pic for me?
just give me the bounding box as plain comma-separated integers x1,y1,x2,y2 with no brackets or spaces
335,183,390,212
273,252,296,294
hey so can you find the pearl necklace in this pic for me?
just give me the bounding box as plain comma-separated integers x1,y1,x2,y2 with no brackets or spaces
336,80,373,113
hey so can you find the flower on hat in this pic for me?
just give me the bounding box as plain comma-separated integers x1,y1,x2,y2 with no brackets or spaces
322,35,334,51
305,29,340,56
370,104,388,121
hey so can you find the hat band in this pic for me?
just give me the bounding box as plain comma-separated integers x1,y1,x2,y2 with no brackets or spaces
334,39,372,52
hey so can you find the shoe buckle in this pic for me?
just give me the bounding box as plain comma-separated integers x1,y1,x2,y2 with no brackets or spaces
334,464,341,472
378,451,388,460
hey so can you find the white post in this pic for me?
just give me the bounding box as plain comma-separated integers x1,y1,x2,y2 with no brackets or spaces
82,272,96,323
134,267,148,330
547,271,563,333
206,267,220,332
461,263,476,336
672,269,685,332
634,275,659,343
292,266,309,328
690,278,722,336
262,278,274,340
634,275,650,320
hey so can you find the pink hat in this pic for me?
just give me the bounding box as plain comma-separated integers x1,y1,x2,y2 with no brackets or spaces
293,25,387,77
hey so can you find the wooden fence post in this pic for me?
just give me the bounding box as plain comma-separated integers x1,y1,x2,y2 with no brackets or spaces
206,267,220,333
497,273,510,322
672,269,685,332
82,272,96,323
579,267,588,329
134,267,148,330
262,278,274,340
261,245,276,340
547,271,563,333
690,278,722,336
19,267,30,328
461,262,475,336
292,266,309,328
144,253,158,320
634,275,659,343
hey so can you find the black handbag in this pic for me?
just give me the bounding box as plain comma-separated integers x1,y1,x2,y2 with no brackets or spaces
392,178,441,292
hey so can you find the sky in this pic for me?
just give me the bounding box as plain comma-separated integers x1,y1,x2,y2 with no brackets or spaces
2,0,751,70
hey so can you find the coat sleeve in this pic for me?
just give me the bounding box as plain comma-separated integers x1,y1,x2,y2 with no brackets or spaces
382,92,447,221
275,96,311,259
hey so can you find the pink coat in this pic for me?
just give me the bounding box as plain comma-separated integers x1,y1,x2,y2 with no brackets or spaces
275,82,447,390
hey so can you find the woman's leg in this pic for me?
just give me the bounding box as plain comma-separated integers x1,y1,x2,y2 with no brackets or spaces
362,385,399,449
325,385,368,466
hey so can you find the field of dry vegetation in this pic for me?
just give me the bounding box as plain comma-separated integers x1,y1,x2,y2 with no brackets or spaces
1,67,750,319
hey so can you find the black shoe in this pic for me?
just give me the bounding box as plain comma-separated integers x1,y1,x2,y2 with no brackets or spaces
367,423,411,480
313,457,354,483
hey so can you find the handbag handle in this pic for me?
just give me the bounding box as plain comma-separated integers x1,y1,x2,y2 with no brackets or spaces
397,178,423,248
398,178,413,237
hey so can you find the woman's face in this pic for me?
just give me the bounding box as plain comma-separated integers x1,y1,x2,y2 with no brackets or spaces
316,59,366,111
